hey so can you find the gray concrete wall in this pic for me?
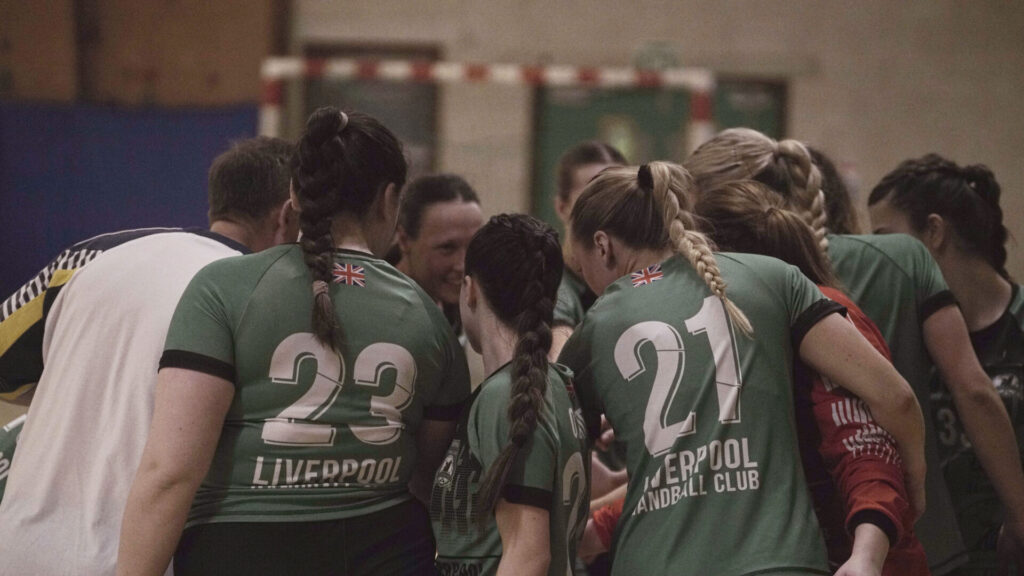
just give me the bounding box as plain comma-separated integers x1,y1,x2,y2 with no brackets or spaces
295,1,1024,278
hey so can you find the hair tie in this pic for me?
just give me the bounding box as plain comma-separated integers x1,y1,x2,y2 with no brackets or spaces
312,280,330,298
638,164,654,191
338,111,349,132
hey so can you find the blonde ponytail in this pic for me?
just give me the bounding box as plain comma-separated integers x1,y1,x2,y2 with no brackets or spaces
647,162,753,336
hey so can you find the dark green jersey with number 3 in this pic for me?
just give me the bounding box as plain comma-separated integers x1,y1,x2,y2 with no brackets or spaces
560,253,840,576
162,245,471,526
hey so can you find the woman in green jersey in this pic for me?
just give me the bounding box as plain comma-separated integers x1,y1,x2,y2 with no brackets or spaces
558,162,923,575
430,214,590,576
685,129,1024,575
118,108,471,576
550,141,627,359
869,154,1024,574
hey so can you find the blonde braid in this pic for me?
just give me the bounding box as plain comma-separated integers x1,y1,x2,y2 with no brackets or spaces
650,162,753,336
776,140,829,254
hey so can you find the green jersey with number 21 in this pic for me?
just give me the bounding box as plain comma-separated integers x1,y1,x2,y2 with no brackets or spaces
560,253,841,576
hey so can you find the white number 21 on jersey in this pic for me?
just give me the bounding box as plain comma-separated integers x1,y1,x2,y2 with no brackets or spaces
614,296,743,457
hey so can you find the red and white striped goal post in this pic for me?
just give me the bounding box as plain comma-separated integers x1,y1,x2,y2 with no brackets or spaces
259,57,716,145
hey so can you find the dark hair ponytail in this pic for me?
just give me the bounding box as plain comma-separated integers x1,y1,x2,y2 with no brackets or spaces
292,107,407,350
869,154,1010,279
962,163,1009,278
465,214,563,519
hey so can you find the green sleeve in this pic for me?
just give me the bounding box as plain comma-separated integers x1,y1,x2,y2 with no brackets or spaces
0,414,25,503
783,263,846,349
784,263,829,323
557,324,604,439
553,279,585,328
160,262,237,382
425,320,472,418
468,380,556,508
906,236,956,320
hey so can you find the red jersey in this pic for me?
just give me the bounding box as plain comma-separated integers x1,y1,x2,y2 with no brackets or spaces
797,286,928,575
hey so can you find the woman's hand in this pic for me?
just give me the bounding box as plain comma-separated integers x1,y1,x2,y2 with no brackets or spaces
834,523,888,576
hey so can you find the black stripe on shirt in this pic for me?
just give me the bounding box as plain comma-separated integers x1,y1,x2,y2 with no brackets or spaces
848,509,899,545
792,299,847,352
159,350,236,383
502,484,553,511
423,401,465,421
920,289,957,323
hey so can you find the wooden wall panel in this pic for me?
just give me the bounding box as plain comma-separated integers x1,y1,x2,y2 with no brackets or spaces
0,0,77,101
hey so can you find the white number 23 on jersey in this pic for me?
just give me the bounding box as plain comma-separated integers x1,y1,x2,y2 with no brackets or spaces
260,333,416,447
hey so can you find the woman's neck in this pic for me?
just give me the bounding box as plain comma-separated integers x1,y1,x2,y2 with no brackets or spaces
477,315,518,377
330,213,373,254
617,246,675,277
940,251,1012,332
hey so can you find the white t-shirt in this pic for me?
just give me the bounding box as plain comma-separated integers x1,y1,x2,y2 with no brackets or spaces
0,228,246,576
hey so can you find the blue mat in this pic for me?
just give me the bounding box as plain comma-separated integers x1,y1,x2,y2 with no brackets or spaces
0,102,258,298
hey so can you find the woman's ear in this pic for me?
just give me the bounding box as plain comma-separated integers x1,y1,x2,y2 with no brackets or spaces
274,197,300,244
923,213,949,252
462,275,477,311
593,230,616,269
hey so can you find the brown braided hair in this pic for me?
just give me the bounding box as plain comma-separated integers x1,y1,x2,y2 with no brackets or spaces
465,214,564,520
870,153,1011,279
291,107,407,351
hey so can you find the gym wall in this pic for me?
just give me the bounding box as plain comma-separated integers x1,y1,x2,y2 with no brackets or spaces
294,0,1024,279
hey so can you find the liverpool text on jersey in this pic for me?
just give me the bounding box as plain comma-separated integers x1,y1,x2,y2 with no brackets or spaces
634,436,760,515
251,455,403,489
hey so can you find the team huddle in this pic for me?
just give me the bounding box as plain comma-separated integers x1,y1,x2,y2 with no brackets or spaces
0,107,1021,576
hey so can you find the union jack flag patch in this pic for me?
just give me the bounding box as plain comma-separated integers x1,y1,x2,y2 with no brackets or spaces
631,264,664,287
332,262,366,287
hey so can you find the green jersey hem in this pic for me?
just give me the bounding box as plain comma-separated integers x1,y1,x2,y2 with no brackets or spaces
183,492,412,528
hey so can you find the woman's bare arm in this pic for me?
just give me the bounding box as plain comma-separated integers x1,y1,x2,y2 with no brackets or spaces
116,368,234,576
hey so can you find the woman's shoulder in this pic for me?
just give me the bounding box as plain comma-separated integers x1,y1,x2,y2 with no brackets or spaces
829,233,931,271
473,363,570,407
716,251,795,274
187,244,299,298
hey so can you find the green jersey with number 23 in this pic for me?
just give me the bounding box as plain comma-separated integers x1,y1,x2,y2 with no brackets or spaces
162,245,471,527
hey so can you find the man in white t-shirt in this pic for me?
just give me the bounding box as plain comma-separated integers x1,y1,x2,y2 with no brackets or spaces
0,137,298,575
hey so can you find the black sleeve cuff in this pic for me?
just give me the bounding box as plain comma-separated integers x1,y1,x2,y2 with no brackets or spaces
159,350,236,383
423,401,465,421
848,509,899,545
502,484,553,510
920,289,957,322
792,299,847,352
